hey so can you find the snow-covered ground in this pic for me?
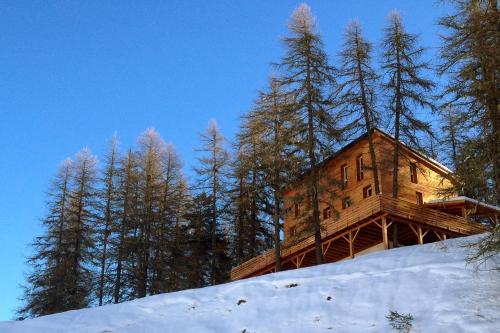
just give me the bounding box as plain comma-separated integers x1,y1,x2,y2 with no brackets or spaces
2,235,499,333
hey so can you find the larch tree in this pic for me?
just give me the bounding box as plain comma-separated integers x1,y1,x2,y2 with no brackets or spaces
135,129,166,297
438,107,468,174
380,11,435,198
183,192,213,288
18,159,74,318
231,145,252,264
113,149,139,304
438,0,499,202
277,4,340,264
66,148,98,310
96,135,120,306
194,119,230,285
243,77,299,271
233,122,271,264
337,21,381,194
150,143,187,294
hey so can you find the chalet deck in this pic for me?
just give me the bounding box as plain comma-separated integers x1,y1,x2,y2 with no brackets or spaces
231,194,487,281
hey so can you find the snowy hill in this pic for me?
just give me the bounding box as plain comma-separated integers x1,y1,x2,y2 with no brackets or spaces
2,235,499,333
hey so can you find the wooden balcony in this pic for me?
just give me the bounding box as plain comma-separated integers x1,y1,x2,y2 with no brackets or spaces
230,194,487,281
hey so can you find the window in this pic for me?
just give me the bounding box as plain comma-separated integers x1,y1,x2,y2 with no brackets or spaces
416,192,423,205
294,203,300,217
363,185,373,199
289,226,297,237
341,164,348,189
410,162,418,184
323,206,332,220
342,197,352,209
356,155,364,181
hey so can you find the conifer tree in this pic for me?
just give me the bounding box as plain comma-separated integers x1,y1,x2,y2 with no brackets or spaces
337,21,381,193
277,4,340,264
438,107,466,172
380,11,435,198
96,135,120,306
113,149,138,303
232,127,271,263
66,148,98,310
194,120,230,285
243,77,298,271
150,144,187,294
135,129,166,297
18,159,74,318
184,192,212,288
231,146,252,264
438,0,499,201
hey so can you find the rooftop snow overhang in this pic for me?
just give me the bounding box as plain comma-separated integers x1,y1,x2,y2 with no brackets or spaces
425,196,500,215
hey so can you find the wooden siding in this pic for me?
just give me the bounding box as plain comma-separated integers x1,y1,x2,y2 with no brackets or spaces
282,131,456,244
375,134,455,204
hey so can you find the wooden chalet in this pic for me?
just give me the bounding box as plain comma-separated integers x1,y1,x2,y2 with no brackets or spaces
231,129,499,281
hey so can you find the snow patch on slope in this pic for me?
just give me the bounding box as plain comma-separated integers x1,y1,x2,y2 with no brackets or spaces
1,235,499,333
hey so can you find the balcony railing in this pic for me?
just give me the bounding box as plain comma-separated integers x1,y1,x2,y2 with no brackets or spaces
230,194,486,280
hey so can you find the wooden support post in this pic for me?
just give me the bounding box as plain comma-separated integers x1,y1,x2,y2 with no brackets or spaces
349,231,354,259
382,217,389,250
392,222,398,249
296,253,305,268
442,233,447,240
417,226,423,245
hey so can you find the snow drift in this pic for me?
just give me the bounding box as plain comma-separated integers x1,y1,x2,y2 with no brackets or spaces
2,235,499,333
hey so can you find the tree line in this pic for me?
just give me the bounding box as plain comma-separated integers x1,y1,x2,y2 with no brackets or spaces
19,0,498,319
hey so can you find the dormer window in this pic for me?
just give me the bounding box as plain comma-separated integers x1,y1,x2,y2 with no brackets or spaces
410,162,418,184
341,164,348,189
356,155,364,181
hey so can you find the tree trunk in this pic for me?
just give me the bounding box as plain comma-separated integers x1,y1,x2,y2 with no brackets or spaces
392,37,403,199
305,40,324,265
272,185,282,272
355,35,381,194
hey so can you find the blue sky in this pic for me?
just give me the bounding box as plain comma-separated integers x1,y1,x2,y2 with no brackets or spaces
0,0,450,320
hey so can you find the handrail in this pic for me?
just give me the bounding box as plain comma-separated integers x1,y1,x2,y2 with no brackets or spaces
231,194,382,278
230,194,486,280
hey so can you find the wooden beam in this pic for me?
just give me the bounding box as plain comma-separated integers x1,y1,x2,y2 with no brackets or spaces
349,231,354,258
408,223,418,237
297,253,306,268
417,226,424,245
352,228,360,242
322,239,333,255
382,216,389,250
461,206,466,217
422,229,430,238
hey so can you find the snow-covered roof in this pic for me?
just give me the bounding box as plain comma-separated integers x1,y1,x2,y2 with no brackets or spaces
427,196,500,213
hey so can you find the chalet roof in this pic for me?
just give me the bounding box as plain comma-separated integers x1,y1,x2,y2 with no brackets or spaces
373,128,453,174
426,196,500,214
287,128,453,190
